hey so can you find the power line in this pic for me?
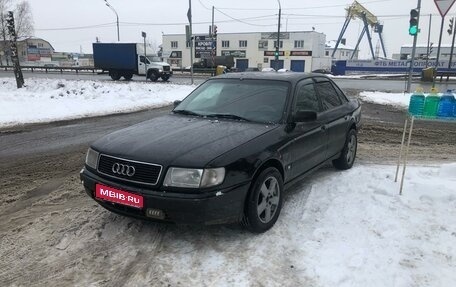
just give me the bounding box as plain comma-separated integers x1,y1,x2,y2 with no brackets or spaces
216,0,395,11
36,22,116,31
214,8,276,27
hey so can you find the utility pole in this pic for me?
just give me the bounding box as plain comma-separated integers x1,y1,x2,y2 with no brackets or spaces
6,11,24,88
425,14,432,68
448,17,456,80
142,32,147,81
275,0,281,71
406,0,421,93
188,0,194,85
211,6,215,74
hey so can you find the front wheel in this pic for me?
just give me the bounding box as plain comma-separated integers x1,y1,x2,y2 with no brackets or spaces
243,167,283,233
148,70,159,82
333,128,357,170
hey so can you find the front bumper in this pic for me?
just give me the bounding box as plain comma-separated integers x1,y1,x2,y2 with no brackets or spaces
80,168,249,225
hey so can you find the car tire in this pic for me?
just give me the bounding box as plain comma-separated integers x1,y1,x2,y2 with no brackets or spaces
148,70,159,82
123,73,133,80
333,128,357,170
243,167,283,233
110,71,121,81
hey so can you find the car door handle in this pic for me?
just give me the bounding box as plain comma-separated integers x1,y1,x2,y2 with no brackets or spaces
321,125,327,131
344,115,349,120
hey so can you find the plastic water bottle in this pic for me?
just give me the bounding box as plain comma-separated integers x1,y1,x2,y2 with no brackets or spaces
408,87,425,117
423,88,440,118
437,90,455,118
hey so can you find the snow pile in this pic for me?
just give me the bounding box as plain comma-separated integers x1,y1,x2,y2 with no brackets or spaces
0,78,196,127
359,91,411,108
129,164,455,287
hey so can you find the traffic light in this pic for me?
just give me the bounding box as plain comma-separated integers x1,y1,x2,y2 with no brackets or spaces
213,25,217,38
449,18,454,35
274,49,279,60
409,9,419,36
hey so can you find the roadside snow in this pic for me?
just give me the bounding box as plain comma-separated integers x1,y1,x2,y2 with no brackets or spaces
0,78,195,127
360,91,411,108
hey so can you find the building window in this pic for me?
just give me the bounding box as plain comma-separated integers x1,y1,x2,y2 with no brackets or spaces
186,41,191,48
239,40,247,48
346,52,350,57
325,51,330,56
222,40,230,48
294,40,304,48
171,41,178,49
38,43,43,47
273,41,283,48
264,57,269,63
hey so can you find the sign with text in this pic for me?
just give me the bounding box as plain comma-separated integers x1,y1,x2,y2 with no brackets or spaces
261,32,290,40
264,51,284,56
434,0,456,17
221,50,246,57
290,51,313,56
194,35,214,58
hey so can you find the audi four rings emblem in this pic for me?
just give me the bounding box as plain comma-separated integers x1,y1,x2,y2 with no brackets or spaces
112,163,136,177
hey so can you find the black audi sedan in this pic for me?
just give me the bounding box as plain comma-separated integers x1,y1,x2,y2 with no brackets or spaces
80,72,361,233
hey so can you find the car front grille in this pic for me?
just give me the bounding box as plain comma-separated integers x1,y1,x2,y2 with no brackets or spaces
97,154,162,186
163,66,170,72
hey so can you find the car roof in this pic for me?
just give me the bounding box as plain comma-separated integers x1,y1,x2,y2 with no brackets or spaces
213,72,330,85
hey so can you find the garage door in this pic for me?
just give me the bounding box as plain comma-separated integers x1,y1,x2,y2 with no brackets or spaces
236,59,249,72
270,60,284,70
290,60,305,72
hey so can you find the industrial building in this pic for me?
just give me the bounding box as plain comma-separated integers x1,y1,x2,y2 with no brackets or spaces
162,31,331,72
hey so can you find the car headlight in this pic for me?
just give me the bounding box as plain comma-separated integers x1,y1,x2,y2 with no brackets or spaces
159,69,163,73
163,167,225,188
85,148,99,169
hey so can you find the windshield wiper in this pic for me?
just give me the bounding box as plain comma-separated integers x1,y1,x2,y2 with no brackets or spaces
173,109,202,116
205,113,251,122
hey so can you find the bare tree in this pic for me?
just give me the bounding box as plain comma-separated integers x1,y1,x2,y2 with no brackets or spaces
14,1,33,38
0,0,34,65
0,0,12,65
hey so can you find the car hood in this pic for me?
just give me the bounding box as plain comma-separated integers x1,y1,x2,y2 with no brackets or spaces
92,114,276,167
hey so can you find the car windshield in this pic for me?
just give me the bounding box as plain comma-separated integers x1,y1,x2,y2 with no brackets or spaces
174,79,290,123
148,56,162,62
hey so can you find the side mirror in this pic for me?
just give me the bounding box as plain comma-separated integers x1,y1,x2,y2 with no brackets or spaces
292,110,317,122
173,100,182,108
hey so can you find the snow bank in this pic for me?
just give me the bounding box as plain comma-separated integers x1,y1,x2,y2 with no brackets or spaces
359,91,411,108
0,78,196,127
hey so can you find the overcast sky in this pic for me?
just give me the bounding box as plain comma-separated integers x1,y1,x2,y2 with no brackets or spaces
24,0,456,58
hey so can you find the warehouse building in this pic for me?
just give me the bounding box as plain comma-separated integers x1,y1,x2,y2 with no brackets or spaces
162,31,331,72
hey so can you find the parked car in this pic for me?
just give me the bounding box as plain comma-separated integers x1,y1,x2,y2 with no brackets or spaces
80,72,361,233
244,67,260,72
312,68,333,75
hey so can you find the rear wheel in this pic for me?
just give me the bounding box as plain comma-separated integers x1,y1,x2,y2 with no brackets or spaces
333,128,357,170
243,167,283,233
110,70,121,81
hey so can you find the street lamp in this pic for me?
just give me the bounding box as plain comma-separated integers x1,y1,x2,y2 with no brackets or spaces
275,0,282,71
104,0,120,41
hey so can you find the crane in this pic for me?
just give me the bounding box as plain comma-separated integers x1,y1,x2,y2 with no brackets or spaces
331,1,387,60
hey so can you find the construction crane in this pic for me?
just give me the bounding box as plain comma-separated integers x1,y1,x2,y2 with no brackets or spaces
331,0,387,60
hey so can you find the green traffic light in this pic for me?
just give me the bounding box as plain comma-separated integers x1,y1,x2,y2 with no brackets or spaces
409,25,418,36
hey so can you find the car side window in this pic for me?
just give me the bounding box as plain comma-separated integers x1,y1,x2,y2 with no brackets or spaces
315,81,342,110
331,82,349,104
294,82,321,113
139,56,150,64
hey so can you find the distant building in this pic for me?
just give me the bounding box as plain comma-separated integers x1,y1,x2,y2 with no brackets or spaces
325,39,359,60
162,31,331,72
0,37,55,65
400,44,455,60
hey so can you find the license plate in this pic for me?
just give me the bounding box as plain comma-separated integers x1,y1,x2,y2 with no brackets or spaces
95,184,144,209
